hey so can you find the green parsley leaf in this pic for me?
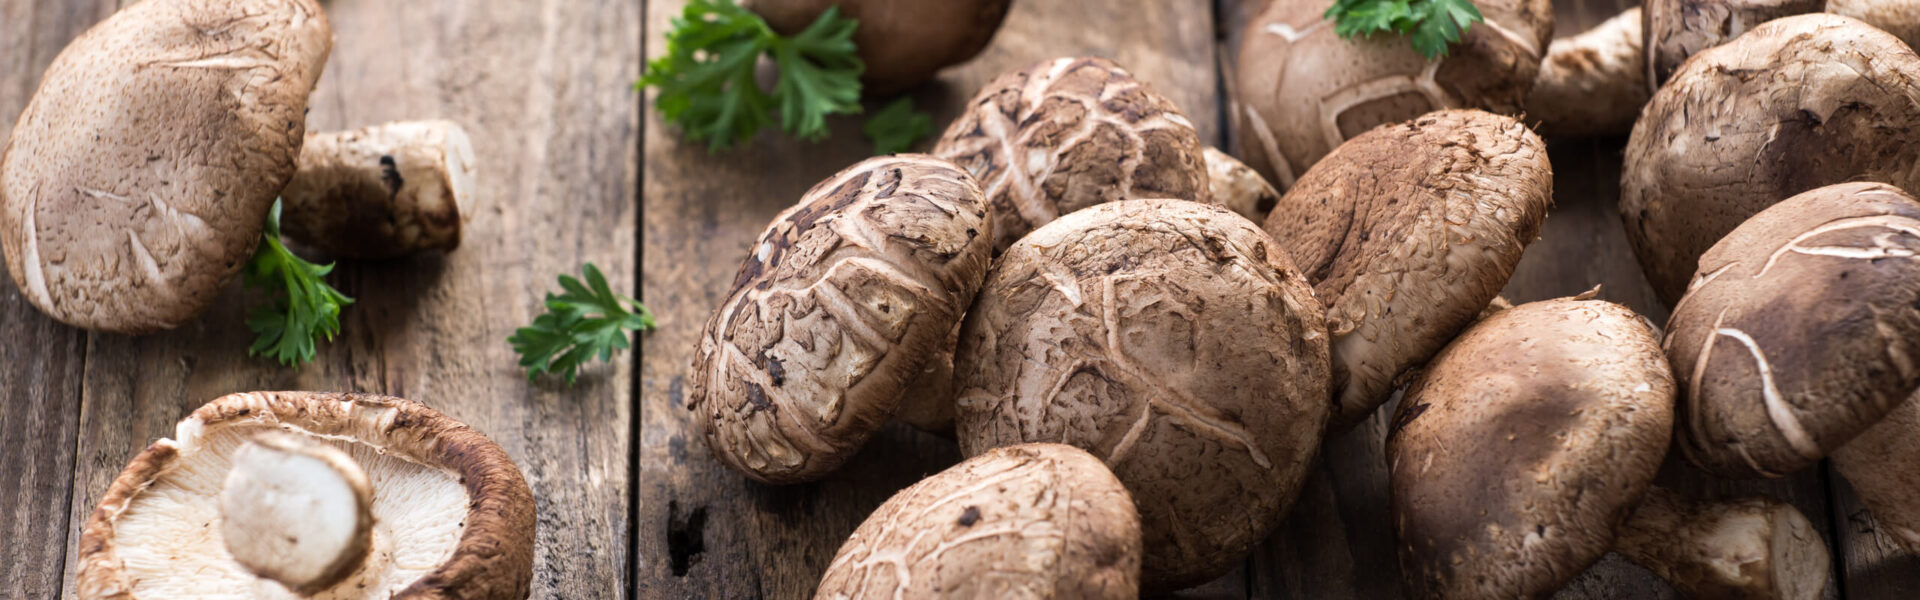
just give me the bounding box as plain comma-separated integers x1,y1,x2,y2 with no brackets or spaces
864,97,935,155
639,0,864,150
1325,0,1483,60
243,199,353,366
510,263,657,385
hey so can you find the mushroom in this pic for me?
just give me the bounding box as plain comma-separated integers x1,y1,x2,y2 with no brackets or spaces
1233,0,1553,189
690,154,993,484
1266,109,1552,431
279,120,478,260
0,0,333,334
814,443,1141,599
1664,182,1920,478
75,391,536,599
1829,0,1920,47
1643,0,1824,89
1388,294,1674,599
1525,7,1648,138
1203,147,1281,223
933,56,1212,254
954,199,1330,592
1832,394,1920,556
1622,14,1920,306
744,0,1013,95
1615,488,1831,600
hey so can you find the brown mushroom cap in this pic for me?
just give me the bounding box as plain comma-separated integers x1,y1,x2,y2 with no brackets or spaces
1233,0,1553,189
1828,0,1920,49
746,0,1012,96
0,0,332,334
814,443,1142,599
1643,0,1823,90
1203,147,1281,223
1665,182,1920,478
1621,14,1920,306
1388,296,1674,600
954,199,1331,592
690,154,993,484
1266,109,1552,431
75,391,536,600
1833,394,1920,556
933,56,1212,254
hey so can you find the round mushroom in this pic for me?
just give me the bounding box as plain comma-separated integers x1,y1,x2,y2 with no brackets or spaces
1203,147,1281,223
279,120,478,259
933,56,1212,254
690,154,993,484
75,391,536,599
954,199,1330,592
1665,182,1920,478
1643,0,1824,89
745,0,1013,95
1621,14,1920,305
1388,295,1674,600
1233,0,1553,188
1615,488,1831,600
814,443,1141,599
0,0,333,334
1266,109,1553,431
1832,394,1920,556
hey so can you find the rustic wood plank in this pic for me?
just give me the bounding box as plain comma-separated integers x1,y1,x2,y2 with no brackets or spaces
1832,466,1920,597
37,0,640,597
636,1,1220,598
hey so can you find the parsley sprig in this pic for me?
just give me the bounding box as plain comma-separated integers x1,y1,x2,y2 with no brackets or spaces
244,199,353,366
1325,0,1484,60
510,263,656,385
641,0,862,150
865,97,935,155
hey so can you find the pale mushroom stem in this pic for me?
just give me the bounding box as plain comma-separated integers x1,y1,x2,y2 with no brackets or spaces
1525,7,1646,139
220,433,375,595
279,120,477,260
1614,487,1830,600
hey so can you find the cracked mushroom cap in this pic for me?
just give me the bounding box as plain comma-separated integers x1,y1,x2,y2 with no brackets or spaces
1388,295,1675,600
954,199,1331,592
0,0,332,334
1621,14,1920,306
1234,0,1552,189
746,0,1013,96
75,391,536,600
1665,182,1920,479
1266,110,1552,431
690,154,993,484
814,443,1142,599
933,56,1212,254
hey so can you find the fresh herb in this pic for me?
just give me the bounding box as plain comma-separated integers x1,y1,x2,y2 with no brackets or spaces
510,263,656,385
864,96,935,155
639,0,863,150
244,199,353,366
1325,0,1484,60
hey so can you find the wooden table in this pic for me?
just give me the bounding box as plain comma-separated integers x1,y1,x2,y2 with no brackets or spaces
3,0,1917,598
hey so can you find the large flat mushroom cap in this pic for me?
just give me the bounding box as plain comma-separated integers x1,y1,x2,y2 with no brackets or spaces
75,392,536,600
0,0,333,334
1666,182,1920,478
1388,296,1675,600
689,154,994,484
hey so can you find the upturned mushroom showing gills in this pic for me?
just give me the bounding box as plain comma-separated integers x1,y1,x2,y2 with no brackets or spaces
75,392,536,599
0,0,332,334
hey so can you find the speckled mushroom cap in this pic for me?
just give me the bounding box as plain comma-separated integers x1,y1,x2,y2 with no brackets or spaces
814,443,1142,599
1265,109,1552,431
746,0,1013,95
0,0,332,334
690,154,993,484
1665,182,1920,479
1234,0,1552,189
1642,0,1824,89
1388,296,1675,600
75,391,536,600
933,56,1212,254
954,199,1331,592
1621,14,1920,306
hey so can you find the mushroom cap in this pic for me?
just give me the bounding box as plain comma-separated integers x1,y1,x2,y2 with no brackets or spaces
954,199,1331,592
933,56,1212,254
1665,182,1920,478
1828,0,1920,50
0,0,333,334
690,154,993,484
814,443,1142,599
75,391,536,600
746,0,1012,96
1233,0,1553,189
1388,296,1675,600
1642,0,1824,90
1833,393,1920,556
1621,13,1920,306
1266,109,1552,431
1203,147,1280,223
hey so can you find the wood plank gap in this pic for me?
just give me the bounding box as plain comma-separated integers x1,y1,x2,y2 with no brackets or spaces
1823,460,1854,600
629,3,651,599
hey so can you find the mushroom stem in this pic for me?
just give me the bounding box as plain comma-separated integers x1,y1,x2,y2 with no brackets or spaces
1203,147,1281,222
220,433,375,595
1615,487,1830,600
280,120,477,260
1525,8,1647,139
